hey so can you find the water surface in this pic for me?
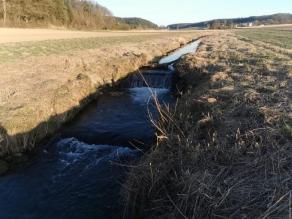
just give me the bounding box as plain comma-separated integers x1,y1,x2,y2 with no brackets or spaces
159,40,200,64
0,87,174,219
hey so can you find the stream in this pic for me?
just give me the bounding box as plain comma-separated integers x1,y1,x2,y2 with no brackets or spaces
0,40,199,219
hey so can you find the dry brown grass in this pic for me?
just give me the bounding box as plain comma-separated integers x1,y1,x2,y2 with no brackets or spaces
124,32,292,218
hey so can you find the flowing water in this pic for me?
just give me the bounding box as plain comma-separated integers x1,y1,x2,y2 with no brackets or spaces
0,40,199,219
159,40,200,64
123,69,174,89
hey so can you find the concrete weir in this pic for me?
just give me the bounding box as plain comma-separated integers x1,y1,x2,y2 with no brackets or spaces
122,69,175,89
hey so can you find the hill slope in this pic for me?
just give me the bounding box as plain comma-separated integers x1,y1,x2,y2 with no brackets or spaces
168,13,292,29
115,17,158,30
0,0,158,30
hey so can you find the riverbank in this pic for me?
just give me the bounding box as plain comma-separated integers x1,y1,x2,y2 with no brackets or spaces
0,31,208,159
124,31,291,218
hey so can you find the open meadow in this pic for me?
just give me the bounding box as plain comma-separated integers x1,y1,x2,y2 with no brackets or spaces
235,26,292,49
0,28,191,63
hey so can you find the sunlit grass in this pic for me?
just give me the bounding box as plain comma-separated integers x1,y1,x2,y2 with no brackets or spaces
0,32,195,63
234,27,292,49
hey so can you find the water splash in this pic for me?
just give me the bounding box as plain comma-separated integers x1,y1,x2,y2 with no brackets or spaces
129,87,169,104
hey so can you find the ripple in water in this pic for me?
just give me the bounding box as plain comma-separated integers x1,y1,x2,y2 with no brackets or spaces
0,138,140,219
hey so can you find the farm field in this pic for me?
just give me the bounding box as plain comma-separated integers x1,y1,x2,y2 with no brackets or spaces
0,28,169,44
0,28,195,63
234,26,292,49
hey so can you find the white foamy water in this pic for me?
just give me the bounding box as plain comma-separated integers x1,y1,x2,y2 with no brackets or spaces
53,137,140,179
129,87,169,104
57,137,138,163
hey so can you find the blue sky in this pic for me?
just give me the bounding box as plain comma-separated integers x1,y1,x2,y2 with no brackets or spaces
96,0,292,26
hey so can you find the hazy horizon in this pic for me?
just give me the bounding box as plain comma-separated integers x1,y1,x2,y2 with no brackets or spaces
97,0,292,26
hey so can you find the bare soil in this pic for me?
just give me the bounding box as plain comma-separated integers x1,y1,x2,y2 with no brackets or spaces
0,28,169,44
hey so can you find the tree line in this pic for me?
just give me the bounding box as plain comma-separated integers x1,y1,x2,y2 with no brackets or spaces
0,0,158,30
168,13,292,30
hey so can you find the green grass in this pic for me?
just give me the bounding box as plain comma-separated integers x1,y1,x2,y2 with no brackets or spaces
234,27,292,49
0,32,193,63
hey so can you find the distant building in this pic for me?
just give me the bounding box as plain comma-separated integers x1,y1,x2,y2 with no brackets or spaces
238,22,253,27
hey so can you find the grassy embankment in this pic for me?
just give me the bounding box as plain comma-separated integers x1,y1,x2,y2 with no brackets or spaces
0,30,208,167
124,28,292,218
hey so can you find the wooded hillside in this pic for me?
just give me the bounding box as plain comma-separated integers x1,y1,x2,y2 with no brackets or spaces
0,0,158,30
115,17,158,30
168,13,292,29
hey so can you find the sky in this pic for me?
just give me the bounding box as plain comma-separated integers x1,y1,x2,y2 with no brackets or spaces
96,0,292,26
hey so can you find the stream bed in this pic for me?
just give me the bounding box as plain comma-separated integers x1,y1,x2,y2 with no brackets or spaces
0,40,199,219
